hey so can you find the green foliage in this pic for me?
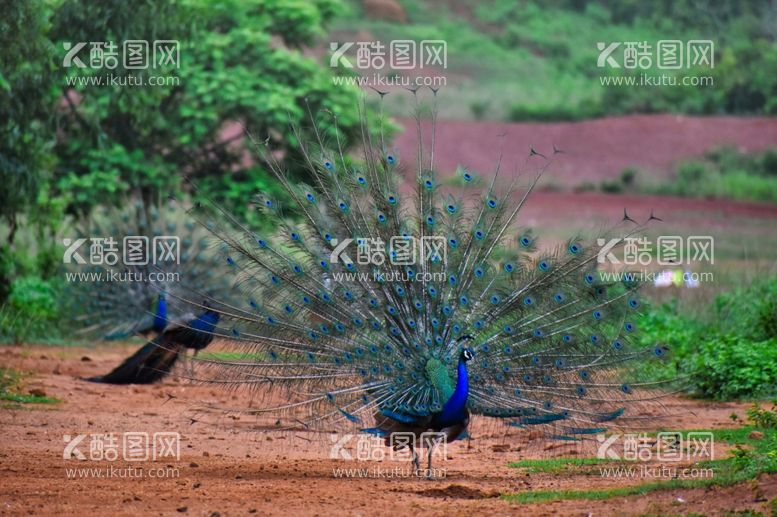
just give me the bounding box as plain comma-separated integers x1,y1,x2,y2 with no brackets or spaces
637,276,777,399
690,336,777,399
0,0,60,304
341,0,777,121
51,0,363,221
714,273,777,342
599,179,623,193
0,0,58,239
599,146,777,204
596,168,640,196
646,147,777,203
0,0,366,305
0,276,62,344
469,100,490,120
747,401,777,429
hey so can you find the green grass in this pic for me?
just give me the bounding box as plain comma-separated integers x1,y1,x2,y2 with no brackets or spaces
505,479,713,504
508,456,626,473
503,424,777,504
197,350,270,362
333,0,777,121
0,367,60,406
595,147,777,204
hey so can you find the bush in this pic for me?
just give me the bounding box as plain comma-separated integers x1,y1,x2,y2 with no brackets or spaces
637,276,777,399
761,149,777,176
470,100,490,120
620,168,637,187
690,337,777,399
599,180,623,193
0,276,61,344
648,148,777,203
714,274,777,341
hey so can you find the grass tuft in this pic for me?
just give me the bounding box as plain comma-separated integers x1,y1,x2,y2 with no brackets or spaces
0,367,60,406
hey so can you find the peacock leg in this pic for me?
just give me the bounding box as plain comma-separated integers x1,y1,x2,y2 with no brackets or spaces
410,443,420,475
190,349,199,377
426,434,442,479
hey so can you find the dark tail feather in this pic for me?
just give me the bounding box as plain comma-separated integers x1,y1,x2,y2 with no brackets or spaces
85,338,182,384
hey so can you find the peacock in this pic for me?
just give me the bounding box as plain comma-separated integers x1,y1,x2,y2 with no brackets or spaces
177,90,670,474
66,199,230,341
85,306,220,384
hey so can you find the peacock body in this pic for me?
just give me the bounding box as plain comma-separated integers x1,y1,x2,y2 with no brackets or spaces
66,199,230,341
180,92,669,471
85,308,220,384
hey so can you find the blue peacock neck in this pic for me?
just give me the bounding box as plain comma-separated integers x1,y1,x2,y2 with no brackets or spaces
192,310,220,333
434,356,470,426
153,295,168,330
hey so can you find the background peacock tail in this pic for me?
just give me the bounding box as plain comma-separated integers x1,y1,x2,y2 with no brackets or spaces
65,198,232,340
177,90,673,441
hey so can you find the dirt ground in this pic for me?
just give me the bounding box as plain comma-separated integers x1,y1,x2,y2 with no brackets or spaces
1,344,774,517
394,115,777,185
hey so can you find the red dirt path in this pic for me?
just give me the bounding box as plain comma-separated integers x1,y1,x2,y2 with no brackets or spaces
394,115,777,184
1,345,775,516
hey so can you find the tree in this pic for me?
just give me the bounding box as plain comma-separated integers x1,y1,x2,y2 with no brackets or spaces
0,0,58,301
50,0,363,224
0,0,57,244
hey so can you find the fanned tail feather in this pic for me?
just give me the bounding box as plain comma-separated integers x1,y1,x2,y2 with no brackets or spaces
171,90,673,440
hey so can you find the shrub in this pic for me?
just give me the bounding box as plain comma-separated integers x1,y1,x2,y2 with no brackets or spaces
0,276,61,344
637,276,777,399
689,337,777,399
599,180,623,193
646,148,777,203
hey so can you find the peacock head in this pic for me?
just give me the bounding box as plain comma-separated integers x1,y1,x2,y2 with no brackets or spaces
460,348,475,363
